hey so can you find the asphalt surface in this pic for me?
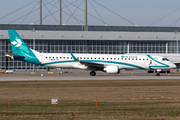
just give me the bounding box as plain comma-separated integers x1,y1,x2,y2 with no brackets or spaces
0,73,180,81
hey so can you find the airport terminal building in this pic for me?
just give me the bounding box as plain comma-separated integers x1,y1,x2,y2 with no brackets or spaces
0,24,180,71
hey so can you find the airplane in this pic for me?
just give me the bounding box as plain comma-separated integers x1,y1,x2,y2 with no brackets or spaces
127,53,180,73
132,53,180,68
5,29,177,76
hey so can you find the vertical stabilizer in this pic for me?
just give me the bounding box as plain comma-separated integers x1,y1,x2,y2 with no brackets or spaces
8,29,34,57
8,29,41,65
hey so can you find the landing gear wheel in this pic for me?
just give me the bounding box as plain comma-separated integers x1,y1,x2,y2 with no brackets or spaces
156,73,160,76
90,71,96,76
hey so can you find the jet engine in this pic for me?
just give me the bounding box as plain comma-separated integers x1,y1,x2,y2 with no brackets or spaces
104,66,120,74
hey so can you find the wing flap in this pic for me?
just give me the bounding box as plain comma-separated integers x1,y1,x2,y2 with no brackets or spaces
79,60,104,68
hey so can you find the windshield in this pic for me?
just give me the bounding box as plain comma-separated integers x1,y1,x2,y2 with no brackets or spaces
162,58,169,61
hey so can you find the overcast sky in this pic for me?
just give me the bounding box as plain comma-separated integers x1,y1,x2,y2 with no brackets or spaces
1,0,180,27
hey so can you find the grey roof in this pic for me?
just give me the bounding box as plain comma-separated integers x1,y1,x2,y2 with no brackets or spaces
0,24,180,32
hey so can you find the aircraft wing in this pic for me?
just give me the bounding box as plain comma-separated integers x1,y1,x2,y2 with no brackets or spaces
79,60,104,68
70,52,104,69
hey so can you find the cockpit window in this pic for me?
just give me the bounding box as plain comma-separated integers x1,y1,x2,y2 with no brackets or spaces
162,58,169,61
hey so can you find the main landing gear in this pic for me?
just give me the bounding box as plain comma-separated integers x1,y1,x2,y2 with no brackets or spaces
156,73,160,76
90,71,96,76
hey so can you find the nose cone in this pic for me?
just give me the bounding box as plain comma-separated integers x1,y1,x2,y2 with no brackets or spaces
171,63,177,69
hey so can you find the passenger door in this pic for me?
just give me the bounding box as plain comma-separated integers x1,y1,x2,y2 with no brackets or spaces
39,55,43,63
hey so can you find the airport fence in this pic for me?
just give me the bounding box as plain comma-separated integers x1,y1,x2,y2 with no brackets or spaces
6,96,180,108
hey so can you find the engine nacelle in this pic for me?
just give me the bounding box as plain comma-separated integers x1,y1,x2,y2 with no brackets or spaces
104,66,119,74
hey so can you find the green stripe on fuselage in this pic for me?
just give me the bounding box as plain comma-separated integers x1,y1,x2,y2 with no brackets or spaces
147,55,169,69
42,60,146,70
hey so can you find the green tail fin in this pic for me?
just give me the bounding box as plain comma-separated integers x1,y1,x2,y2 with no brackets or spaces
8,29,34,57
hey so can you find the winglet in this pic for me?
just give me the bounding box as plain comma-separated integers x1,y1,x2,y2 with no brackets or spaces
70,52,79,61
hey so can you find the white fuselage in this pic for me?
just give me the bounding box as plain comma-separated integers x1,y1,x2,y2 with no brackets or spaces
35,53,176,71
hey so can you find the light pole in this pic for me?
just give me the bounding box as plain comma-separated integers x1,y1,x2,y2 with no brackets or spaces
175,30,179,53
59,0,62,25
32,28,35,72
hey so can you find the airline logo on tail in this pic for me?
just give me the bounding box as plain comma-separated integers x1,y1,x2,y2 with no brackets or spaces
11,38,22,47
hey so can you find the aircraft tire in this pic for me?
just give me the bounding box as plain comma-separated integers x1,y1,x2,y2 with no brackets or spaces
156,73,160,76
90,71,96,76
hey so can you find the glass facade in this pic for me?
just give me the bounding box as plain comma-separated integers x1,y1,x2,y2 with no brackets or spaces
129,41,166,53
88,40,127,54
0,39,179,71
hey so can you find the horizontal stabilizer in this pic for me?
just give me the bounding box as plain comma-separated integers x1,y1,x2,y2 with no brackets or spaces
5,53,25,59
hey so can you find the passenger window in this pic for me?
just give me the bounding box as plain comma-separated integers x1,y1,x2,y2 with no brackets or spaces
114,58,116,60
143,59,145,60
110,58,112,60
118,58,119,60
60,57,62,59
46,57,47,58
67,57,69,59
63,57,65,59
49,57,51,58
132,58,134,60
99,58,100,59
95,58,96,59
129,58,130,60
139,58,141,60
71,57,72,59
121,58,123,60
107,58,108,60
80,57,82,59
150,60,152,64
87,57,89,59
84,57,86,59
